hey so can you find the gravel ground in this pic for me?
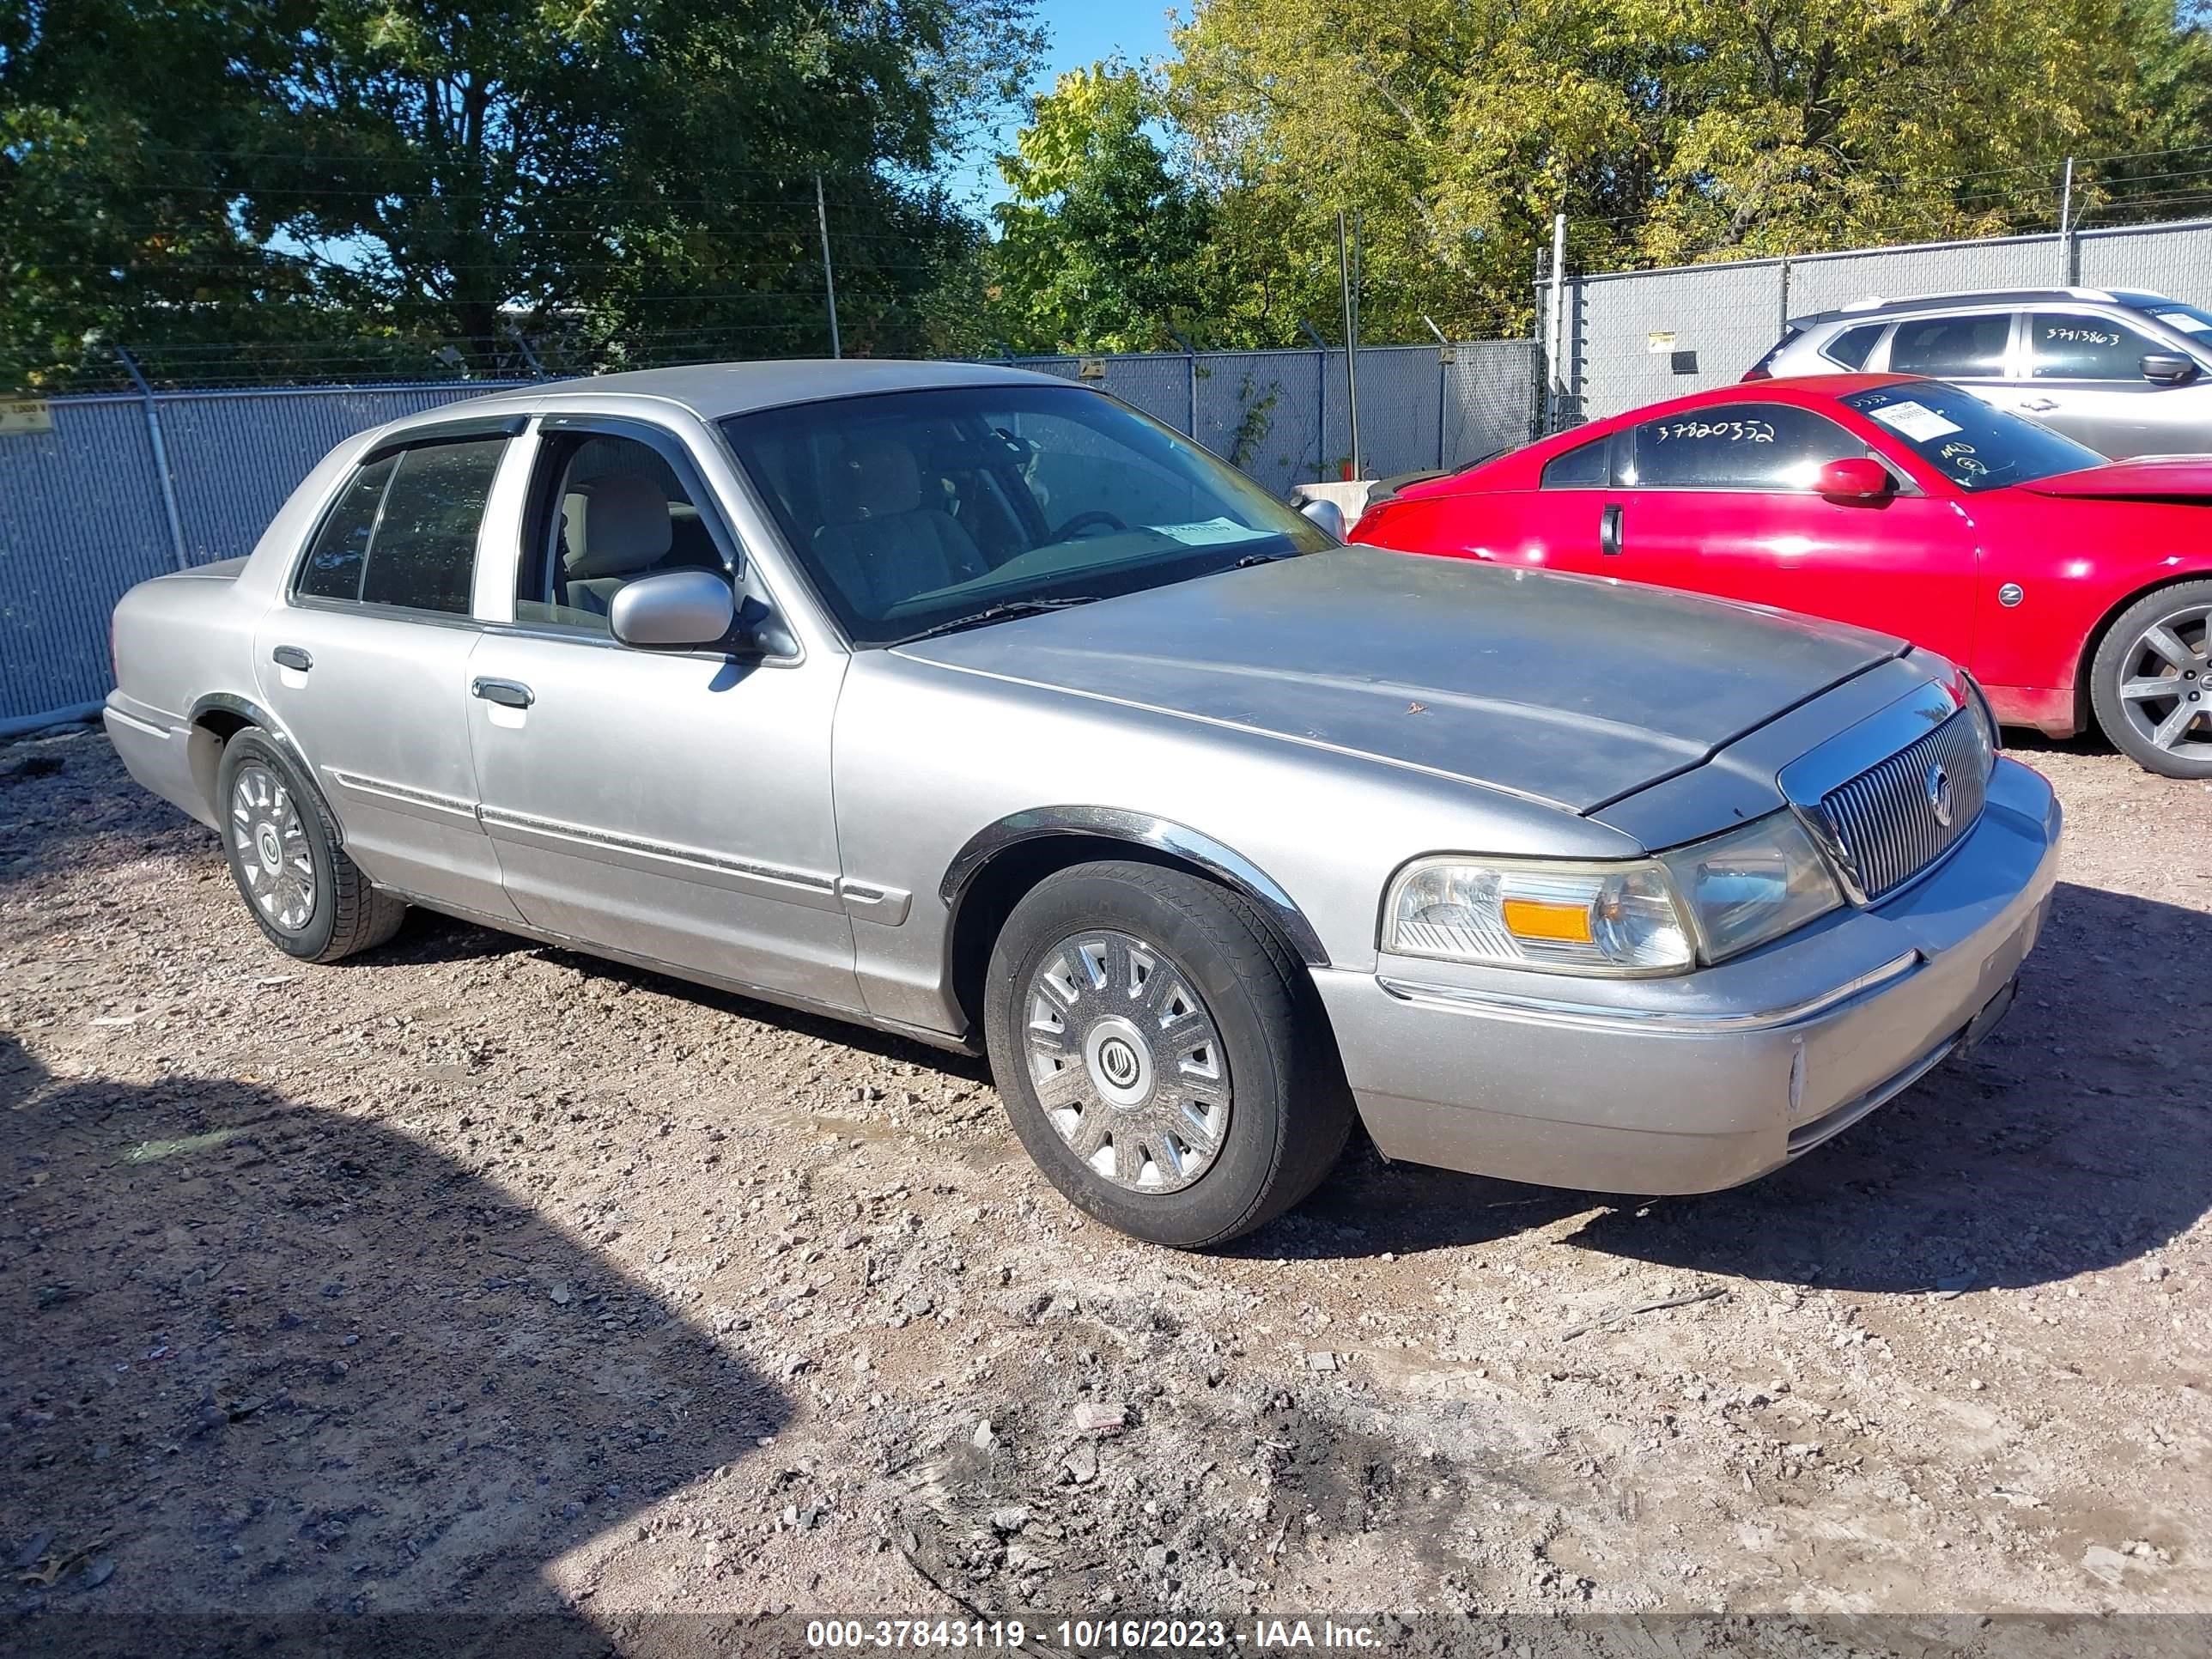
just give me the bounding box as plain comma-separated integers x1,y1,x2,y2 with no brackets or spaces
3,726,2209,1651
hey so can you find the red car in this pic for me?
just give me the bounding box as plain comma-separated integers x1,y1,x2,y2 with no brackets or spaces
1350,374,2212,777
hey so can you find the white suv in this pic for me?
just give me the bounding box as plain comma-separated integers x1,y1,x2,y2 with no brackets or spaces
1748,286,2212,458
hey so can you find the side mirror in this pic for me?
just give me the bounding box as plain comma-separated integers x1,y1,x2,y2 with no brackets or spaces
1814,457,1894,501
2142,353,2199,386
609,569,737,649
1299,497,1346,540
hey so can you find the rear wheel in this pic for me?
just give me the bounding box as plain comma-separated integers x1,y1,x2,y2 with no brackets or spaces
982,860,1353,1249
216,731,405,962
2089,580,2212,778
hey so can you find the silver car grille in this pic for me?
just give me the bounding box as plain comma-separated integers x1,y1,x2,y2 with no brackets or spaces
1814,710,1987,902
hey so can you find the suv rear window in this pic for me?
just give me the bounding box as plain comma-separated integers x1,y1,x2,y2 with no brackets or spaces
1822,323,1885,370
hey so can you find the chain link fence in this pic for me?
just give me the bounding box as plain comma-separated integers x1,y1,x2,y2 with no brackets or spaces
1541,216,2212,425
0,340,1540,731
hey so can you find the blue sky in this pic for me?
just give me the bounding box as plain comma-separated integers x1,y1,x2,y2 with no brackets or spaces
957,0,1181,210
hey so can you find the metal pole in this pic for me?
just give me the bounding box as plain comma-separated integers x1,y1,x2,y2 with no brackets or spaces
815,173,842,359
116,347,190,572
1422,314,1449,469
1336,209,1362,480
2059,156,2077,284
1169,331,1198,437
1547,212,1568,425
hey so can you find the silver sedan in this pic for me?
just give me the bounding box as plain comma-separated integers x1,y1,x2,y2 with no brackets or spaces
104,362,2061,1247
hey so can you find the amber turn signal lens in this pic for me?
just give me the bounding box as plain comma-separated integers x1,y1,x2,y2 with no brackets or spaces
1500,898,1595,943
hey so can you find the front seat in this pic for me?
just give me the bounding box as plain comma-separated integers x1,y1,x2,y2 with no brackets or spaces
811,438,988,617
560,474,672,617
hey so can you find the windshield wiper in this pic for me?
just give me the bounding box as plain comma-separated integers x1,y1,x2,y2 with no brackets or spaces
1231,550,1295,568
889,596,1102,646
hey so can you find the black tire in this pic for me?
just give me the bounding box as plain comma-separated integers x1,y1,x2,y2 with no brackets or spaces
2088,579,2212,779
214,730,406,962
982,860,1354,1249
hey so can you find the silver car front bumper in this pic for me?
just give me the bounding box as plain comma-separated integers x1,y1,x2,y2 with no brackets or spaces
1312,756,2063,1195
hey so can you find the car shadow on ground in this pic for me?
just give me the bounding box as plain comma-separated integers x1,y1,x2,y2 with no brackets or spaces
1257,881,2209,1293
382,908,997,1085
0,1033,785,1658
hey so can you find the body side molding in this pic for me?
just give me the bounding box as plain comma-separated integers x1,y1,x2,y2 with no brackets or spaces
939,805,1330,967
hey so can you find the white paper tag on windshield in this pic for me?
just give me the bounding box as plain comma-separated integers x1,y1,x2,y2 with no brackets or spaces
1867,401,1963,441
2166,313,2212,335
1152,517,1259,545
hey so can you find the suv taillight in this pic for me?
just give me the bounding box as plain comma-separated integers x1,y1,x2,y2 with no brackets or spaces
1741,363,1772,381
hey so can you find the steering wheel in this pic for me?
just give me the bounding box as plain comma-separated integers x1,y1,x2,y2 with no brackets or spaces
1049,509,1128,540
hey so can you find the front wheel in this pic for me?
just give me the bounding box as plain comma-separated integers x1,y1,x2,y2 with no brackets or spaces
982,861,1353,1249
2089,580,2212,778
216,731,406,962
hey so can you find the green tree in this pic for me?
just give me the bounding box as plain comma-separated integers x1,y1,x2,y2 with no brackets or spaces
1,0,1042,386
987,63,1212,353
1164,0,2204,340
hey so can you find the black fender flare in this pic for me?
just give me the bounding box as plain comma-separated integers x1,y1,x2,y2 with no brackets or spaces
939,805,1330,967
187,692,343,846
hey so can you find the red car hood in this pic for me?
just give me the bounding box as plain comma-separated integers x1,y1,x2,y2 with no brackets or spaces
2017,457,2212,501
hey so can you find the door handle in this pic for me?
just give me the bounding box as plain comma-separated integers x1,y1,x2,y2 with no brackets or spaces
471,678,534,709
270,645,313,672
1600,503,1625,556
2021,397,2059,413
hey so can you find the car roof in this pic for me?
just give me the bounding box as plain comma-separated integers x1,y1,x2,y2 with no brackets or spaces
1787,287,2174,330
410,357,1067,423
1386,374,1925,503
1571,373,1920,429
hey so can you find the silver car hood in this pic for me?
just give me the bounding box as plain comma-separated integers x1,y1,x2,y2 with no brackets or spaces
896,546,1906,814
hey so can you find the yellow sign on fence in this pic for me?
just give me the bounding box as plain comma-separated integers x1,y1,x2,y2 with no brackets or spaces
1,399,54,434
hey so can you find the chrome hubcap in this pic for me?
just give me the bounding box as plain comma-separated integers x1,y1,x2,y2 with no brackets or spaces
2117,604,2212,759
1024,929,1231,1194
229,763,315,931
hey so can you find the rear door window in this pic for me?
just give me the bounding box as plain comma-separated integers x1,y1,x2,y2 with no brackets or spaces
2026,312,2162,380
295,436,504,615
358,440,504,614
1886,313,2013,379
1624,403,1863,489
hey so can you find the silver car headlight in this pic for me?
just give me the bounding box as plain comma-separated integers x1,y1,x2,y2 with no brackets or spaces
1384,811,1844,976
1655,811,1844,965
1959,670,2001,767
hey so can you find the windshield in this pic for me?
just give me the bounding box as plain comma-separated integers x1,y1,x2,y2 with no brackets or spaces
718,385,1330,646
2152,302,2212,341
1841,381,2106,492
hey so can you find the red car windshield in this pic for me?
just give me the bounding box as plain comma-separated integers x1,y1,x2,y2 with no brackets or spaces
1840,382,2104,492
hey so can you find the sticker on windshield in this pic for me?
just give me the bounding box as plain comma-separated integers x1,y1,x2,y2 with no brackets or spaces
1152,517,1260,545
2164,313,2212,335
1866,401,1963,442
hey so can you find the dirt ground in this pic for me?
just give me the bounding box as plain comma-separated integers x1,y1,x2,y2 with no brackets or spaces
3,725,2209,1654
